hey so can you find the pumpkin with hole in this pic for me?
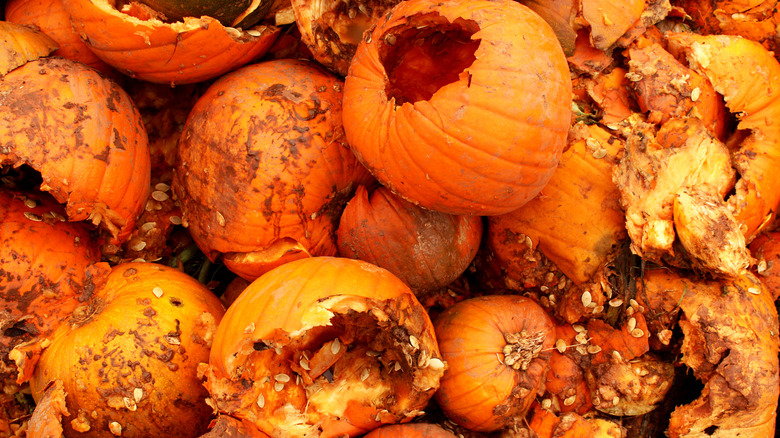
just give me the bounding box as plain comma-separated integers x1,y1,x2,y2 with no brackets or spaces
0,56,151,243
342,0,572,216
433,295,556,431
200,256,445,437
24,262,225,438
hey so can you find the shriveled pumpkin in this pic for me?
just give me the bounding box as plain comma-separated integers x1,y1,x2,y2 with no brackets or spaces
61,0,280,84
174,59,373,280
23,262,225,437
0,56,151,243
200,257,444,437
337,185,482,293
342,0,572,216
433,295,556,432
4,0,113,74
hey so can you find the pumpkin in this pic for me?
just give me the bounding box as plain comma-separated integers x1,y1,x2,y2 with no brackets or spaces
0,20,58,75
25,262,225,437
527,405,625,438
579,0,645,50
290,0,403,76
0,56,151,243
200,256,444,437
748,230,780,300
638,268,779,437
542,350,592,415
342,0,572,216
61,0,280,84
0,187,107,387
362,423,457,438
487,122,626,286
665,33,780,243
174,59,374,281
337,185,483,293
433,295,556,432
4,0,113,75
132,0,280,28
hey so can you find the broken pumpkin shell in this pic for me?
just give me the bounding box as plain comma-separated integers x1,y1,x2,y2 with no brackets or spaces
62,0,280,84
0,20,58,76
336,185,483,293
174,58,373,281
433,295,556,432
0,56,151,243
5,0,114,75
201,256,444,438
342,0,572,216
363,422,458,438
26,262,225,438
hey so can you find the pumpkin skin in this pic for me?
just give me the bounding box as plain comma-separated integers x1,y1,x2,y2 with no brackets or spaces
28,262,225,438
337,185,482,292
5,0,113,75
174,59,374,280
201,257,445,437
0,188,107,386
434,295,556,432
342,0,572,216
362,423,457,438
62,0,280,84
0,20,58,75
0,56,151,243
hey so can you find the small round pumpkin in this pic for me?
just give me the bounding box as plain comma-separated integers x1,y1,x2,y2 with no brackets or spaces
433,295,556,432
0,56,151,243
342,0,572,216
28,262,225,437
5,0,113,74
337,185,482,292
174,59,374,280
62,0,280,84
201,257,445,437
363,423,458,438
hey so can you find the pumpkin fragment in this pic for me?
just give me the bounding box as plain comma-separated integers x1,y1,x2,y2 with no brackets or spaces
0,21,58,76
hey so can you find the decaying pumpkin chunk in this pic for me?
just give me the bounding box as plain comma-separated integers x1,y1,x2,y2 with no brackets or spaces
579,0,645,50
639,268,779,437
613,117,749,275
0,21,58,76
26,380,68,438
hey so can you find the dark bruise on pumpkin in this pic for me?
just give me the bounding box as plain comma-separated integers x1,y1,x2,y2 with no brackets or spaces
174,59,373,280
27,262,224,438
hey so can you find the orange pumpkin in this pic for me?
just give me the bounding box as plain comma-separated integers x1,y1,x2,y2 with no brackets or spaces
337,185,483,293
0,20,58,75
749,230,780,300
26,262,225,437
433,295,556,432
342,0,572,216
363,423,457,438
5,0,113,75
0,56,151,243
62,0,280,84
174,59,374,280
201,257,445,437
0,187,107,387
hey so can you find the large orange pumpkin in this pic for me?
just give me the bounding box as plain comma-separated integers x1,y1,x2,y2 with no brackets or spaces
337,185,482,293
201,257,445,437
61,0,280,84
433,295,556,432
0,56,151,243
27,262,225,437
174,59,374,280
342,0,572,216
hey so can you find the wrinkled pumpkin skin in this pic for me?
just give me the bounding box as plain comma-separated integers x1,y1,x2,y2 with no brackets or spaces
343,0,572,216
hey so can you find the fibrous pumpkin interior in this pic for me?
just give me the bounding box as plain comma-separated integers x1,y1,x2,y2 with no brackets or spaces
380,14,480,105
207,295,442,436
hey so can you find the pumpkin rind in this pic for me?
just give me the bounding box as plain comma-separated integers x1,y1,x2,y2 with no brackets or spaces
201,257,444,437
174,59,374,280
0,57,151,243
28,262,225,437
342,0,572,216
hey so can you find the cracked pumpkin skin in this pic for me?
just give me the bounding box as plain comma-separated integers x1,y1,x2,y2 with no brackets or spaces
200,256,444,438
27,262,225,438
433,295,556,432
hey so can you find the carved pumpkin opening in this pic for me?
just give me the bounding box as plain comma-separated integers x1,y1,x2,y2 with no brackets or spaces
381,14,480,105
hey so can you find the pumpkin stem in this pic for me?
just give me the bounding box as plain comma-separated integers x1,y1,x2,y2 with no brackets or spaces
502,330,545,371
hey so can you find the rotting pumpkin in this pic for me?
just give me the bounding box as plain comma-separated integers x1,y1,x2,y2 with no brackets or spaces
342,0,572,216
200,256,445,437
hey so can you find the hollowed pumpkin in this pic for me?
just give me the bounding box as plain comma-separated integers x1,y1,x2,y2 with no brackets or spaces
342,0,572,216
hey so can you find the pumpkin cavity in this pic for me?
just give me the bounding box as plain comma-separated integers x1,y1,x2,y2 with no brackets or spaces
380,14,480,105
